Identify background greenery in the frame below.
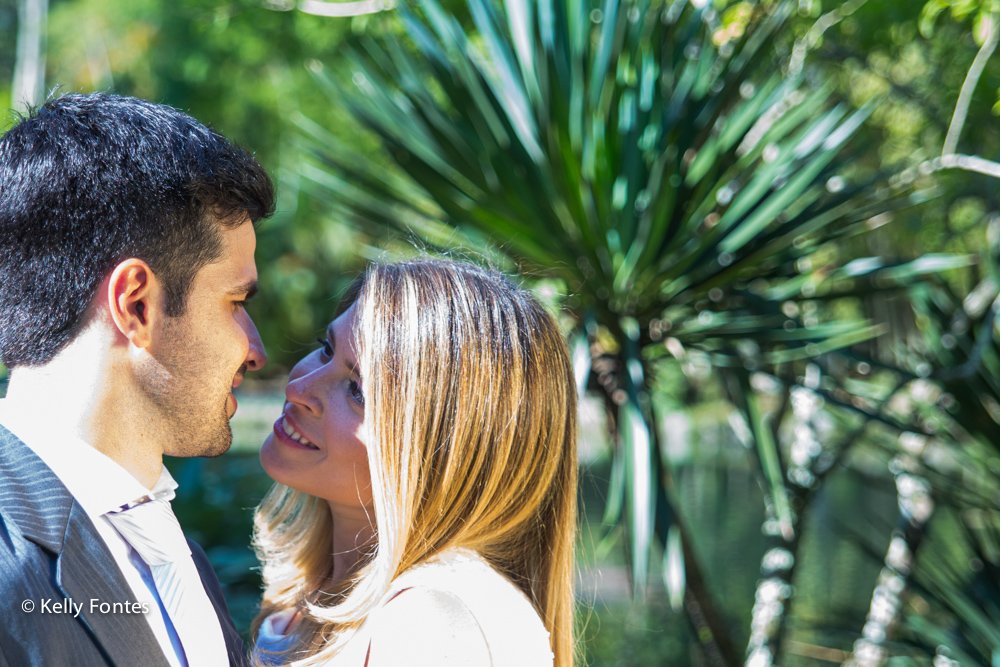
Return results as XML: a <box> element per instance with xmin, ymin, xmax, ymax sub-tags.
<box><xmin>3</xmin><ymin>1</ymin><xmax>1000</xmax><ymax>666</ymax></box>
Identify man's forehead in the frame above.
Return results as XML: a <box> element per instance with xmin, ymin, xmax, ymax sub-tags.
<box><xmin>227</xmin><ymin>216</ymin><xmax>257</xmax><ymax>252</ymax></box>
<box><xmin>198</xmin><ymin>220</ymin><xmax>258</xmax><ymax>289</ymax></box>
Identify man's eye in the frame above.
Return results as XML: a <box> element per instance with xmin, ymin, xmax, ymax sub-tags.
<box><xmin>316</xmin><ymin>337</ymin><xmax>333</xmax><ymax>358</ymax></box>
<box><xmin>234</xmin><ymin>300</ymin><xmax>246</xmax><ymax>309</ymax></box>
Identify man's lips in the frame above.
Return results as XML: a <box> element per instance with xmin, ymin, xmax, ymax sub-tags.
<box><xmin>232</xmin><ymin>365</ymin><xmax>248</xmax><ymax>391</ymax></box>
<box><xmin>229</xmin><ymin>369</ymin><xmax>247</xmax><ymax>415</ymax></box>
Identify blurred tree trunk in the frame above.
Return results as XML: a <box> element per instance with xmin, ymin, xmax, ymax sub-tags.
<box><xmin>743</xmin><ymin>384</ymin><xmax>818</xmax><ymax>667</ymax></box>
<box><xmin>843</xmin><ymin>446</ymin><xmax>934</xmax><ymax>667</ymax></box>
<box><xmin>601</xmin><ymin>345</ymin><xmax>741</xmax><ymax>667</ymax></box>
<box><xmin>12</xmin><ymin>0</ymin><xmax>48</xmax><ymax>110</ymax></box>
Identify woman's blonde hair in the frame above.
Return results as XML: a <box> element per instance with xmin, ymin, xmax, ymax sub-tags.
<box><xmin>253</xmin><ymin>259</ymin><xmax>578</xmax><ymax>667</ymax></box>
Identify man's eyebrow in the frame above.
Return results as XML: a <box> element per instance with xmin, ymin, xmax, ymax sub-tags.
<box><xmin>229</xmin><ymin>280</ymin><xmax>259</xmax><ymax>301</ymax></box>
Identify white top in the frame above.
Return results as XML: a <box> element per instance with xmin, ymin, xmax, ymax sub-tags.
<box><xmin>0</xmin><ymin>399</ymin><xmax>229</xmax><ymax>667</ymax></box>
<box><xmin>254</xmin><ymin>548</ymin><xmax>554</xmax><ymax>666</ymax></box>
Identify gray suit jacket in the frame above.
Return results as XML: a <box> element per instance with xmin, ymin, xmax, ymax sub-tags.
<box><xmin>0</xmin><ymin>424</ymin><xmax>248</xmax><ymax>667</ymax></box>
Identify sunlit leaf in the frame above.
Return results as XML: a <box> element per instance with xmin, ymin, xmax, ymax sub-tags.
<box><xmin>662</xmin><ymin>524</ymin><xmax>686</xmax><ymax>612</ymax></box>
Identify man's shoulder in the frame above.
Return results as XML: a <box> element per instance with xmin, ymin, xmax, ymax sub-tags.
<box><xmin>0</xmin><ymin>421</ymin><xmax>47</xmax><ymax>484</ymax></box>
<box><xmin>0</xmin><ymin>498</ymin><xmax>44</xmax><ymax>571</ymax></box>
<box><xmin>0</xmin><ymin>423</ymin><xmax>76</xmax><ymax>550</ymax></box>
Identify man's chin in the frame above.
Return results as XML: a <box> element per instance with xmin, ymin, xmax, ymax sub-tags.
<box><xmin>196</xmin><ymin>439</ymin><xmax>232</xmax><ymax>458</ymax></box>
<box><xmin>163</xmin><ymin>423</ymin><xmax>233</xmax><ymax>459</ymax></box>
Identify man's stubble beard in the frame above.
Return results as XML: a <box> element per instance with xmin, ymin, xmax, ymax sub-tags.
<box><xmin>138</xmin><ymin>315</ymin><xmax>234</xmax><ymax>458</ymax></box>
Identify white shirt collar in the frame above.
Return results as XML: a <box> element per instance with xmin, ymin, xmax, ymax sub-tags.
<box><xmin>0</xmin><ymin>398</ymin><xmax>177</xmax><ymax>519</ymax></box>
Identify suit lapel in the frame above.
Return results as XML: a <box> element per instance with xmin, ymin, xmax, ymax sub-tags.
<box><xmin>57</xmin><ymin>502</ymin><xmax>172</xmax><ymax>667</ymax></box>
<box><xmin>0</xmin><ymin>425</ymin><xmax>170</xmax><ymax>667</ymax></box>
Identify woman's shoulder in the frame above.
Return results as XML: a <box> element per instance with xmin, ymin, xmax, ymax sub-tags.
<box><xmin>366</xmin><ymin>585</ymin><xmax>491</xmax><ymax>666</ymax></box>
<box><xmin>368</xmin><ymin>548</ymin><xmax>553</xmax><ymax>667</ymax></box>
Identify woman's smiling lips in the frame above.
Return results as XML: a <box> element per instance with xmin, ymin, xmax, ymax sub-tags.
<box><xmin>273</xmin><ymin>413</ymin><xmax>320</xmax><ymax>451</ymax></box>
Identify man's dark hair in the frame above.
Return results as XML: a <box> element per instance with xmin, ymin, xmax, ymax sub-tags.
<box><xmin>0</xmin><ymin>93</ymin><xmax>275</xmax><ymax>368</ymax></box>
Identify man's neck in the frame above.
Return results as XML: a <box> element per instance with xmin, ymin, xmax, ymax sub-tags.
<box><xmin>3</xmin><ymin>328</ymin><xmax>164</xmax><ymax>489</ymax></box>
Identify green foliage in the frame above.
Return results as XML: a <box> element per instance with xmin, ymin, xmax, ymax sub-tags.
<box><xmin>820</xmin><ymin>0</ymin><xmax>1000</xmax><ymax>291</ymax></box>
<box><xmin>919</xmin><ymin>0</ymin><xmax>1000</xmax><ymax>41</ymax></box>
<box><xmin>306</xmin><ymin>0</ymin><xmax>909</xmax><ymax>340</ymax></box>
<box><xmin>0</xmin><ymin>0</ymin><xmax>15</xmax><ymax>117</ymax></box>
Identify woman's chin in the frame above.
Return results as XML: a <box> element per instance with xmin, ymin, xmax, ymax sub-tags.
<box><xmin>259</xmin><ymin>434</ymin><xmax>283</xmax><ymax>479</ymax></box>
<box><xmin>260</xmin><ymin>434</ymin><xmax>308</xmax><ymax>492</ymax></box>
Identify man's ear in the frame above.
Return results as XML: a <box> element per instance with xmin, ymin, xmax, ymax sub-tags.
<box><xmin>107</xmin><ymin>259</ymin><xmax>162</xmax><ymax>349</ymax></box>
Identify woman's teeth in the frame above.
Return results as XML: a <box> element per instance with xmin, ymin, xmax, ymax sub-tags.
<box><xmin>282</xmin><ymin>418</ymin><xmax>318</xmax><ymax>448</ymax></box>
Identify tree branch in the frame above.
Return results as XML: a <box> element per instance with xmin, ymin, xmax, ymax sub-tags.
<box><xmin>943</xmin><ymin>13</ymin><xmax>1000</xmax><ymax>156</ymax></box>
<box><xmin>788</xmin><ymin>0</ymin><xmax>869</xmax><ymax>77</ymax></box>
<box><xmin>937</xmin><ymin>153</ymin><xmax>1000</xmax><ymax>179</ymax></box>
<box><xmin>297</xmin><ymin>0</ymin><xmax>393</xmax><ymax>17</ymax></box>
<box><xmin>11</xmin><ymin>0</ymin><xmax>49</xmax><ymax>110</ymax></box>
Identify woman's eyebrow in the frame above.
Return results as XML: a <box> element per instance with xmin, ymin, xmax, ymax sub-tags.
<box><xmin>326</xmin><ymin>323</ymin><xmax>336</xmax><ymax>355</ymax></box>
<box><xmin>328</xmin><ymin>323</ymin><xmax>361</xmax><ymax>377</ymax></box>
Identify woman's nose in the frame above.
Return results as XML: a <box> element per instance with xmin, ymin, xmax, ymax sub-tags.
<box><xmin>285</xmin><ymin>354</ymin><xmax>327</xmax><ymax>415</ymax></box>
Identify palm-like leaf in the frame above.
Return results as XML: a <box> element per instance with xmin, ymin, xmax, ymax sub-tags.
<box><xmin>305</xmin><ymin>0</ymin><xmax>915</xmax><ymax>332</ymax></box>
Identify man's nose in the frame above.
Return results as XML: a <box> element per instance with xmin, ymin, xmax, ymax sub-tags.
<box><xmin>244</xmin><ymin>316</ymin><xmax>268</xmax><ymax>371</ymax></box>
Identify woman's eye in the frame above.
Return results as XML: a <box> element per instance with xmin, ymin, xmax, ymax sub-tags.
<box><xmin>316</xmin><ymin>337</ymin><xmax>333</xmax><ymax>358</ymax></box>
<box><xmin>349</xmin><ymin>379</ymin><xmax>365</xmax><ymax>407</ymax></box>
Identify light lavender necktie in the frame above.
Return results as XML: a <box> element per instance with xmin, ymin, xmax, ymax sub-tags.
<box><xmin>105</xmin><ymin>493</ymin><xmax>229</xmax><ymax>667</ymax></box>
